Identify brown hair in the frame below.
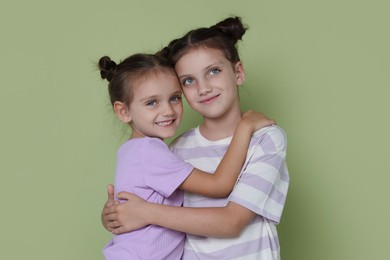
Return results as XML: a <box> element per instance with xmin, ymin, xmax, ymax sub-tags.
<box><xmin>158</xmin><ymin>16</ymin><xmax>248</xmax><ymax>66</ymax></box>
<box><xmin>98</xmin><ymin>54</ymin><xmax>175</xmax><ymax>107</ymax></box>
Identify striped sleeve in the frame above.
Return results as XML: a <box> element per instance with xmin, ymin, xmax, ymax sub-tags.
<box><xmin>229</xmin><ymin>126</ymin><xmax>290</xmax><ymax>223</ymax></box>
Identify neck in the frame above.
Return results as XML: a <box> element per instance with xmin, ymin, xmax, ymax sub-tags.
<box><xmin>199</xmin><ymin>107</ymin><xmax>242</xmax><ymax>141</ymax></box>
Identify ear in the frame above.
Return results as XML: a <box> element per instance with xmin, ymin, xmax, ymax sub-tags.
<box><xmin>113</xmin><ymin>101</ymin><xmax>132</xmax><ymax>123</ymax></box>
<box><xmin>235</xmin><ymin>61</ymin><xmax>246</xmax><ymax>86</ymax></box>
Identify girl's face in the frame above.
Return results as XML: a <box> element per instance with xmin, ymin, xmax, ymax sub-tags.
<box><xmin>126</xmin><ymin>71</ymin><xmax>183</xmax><ymax>140</ymax></box>
<box><xmin>174</xmin><ymin>47</ymin><xmax>245</xmax><ymax>120</ymax></box>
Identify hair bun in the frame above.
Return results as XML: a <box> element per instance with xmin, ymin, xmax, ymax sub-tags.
<box><xmin>98</xmin><ymin>56</ymin><xmax>117</xmax><ymax>82</ymax></box>
<box><xmin>155</xmin><ymin>47</ymin><xmax>170</xmax><ymax>60</ymax></box>
<box><xmin>211</xmin><ymin>16</ymin><xmax>248</xmax><ymax>44</ymax></box>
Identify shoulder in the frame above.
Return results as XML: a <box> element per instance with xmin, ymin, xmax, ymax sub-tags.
<box><xmin>252</xmin><ymin>125</ymin><xmax>287</xmax><ymax>152</ymax></box>
<box><xmin>120</xmin><ymin>137</ymin><xmax>170</xmax><ymax>157</ymax></box>
<box><xmin>142</xmin><ymin>137</ymin><xmax>170</xmax><ymax>152</ymax></box>
<box><xmin>169</xmin><ymin>128</ymin><xmax>198</xmax><ymax>149</ymax></box>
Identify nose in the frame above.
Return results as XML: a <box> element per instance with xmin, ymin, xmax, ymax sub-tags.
<box><xmin>162</xmin><ymin>103</ymin><xmax>176</xmax><ymax>117</ymax></box>
<box><xmin>198</xmin><ymin>80</ymin><xmax>212</xmax><ymax>95</ymax></box>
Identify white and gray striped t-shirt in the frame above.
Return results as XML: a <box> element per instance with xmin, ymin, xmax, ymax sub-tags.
<box><xmin>171</xmin><ymin>125</ymin><xmax>289</xmax><ymax>260</ymax></box>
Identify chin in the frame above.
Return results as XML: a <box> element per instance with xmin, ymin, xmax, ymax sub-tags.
<box><xmin>162</xmin><ymin>131</ymin><xmax>176</xmax><ymax>139</ymax></box>
<box><xmin>202</xmin><ymin>111</ymin><xmax>226</xmax><ymax>119</ymax></box>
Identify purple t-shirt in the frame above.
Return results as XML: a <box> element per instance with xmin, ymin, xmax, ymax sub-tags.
<box><xmin>103</xmin><ymin>137</ymin><xmax>194</xmax><ymax>260</ymax></box>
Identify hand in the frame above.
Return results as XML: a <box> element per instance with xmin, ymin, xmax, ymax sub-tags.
<box><xmin>240</xmin><ymin>110</ymin><xmax>276</xmax><ymax>133</ymax></box>
<box><xmin>101</xmin><ymin>184</ymin><xmax>118</xmax><ymax>232</ymax></box>
<box><xmin>105</xmin><ymin>192</ymin><xmax>149</xmax><ymax>235</ymax></box>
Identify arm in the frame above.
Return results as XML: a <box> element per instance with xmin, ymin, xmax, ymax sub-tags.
<box><xmin>104</xmin><ymin>126</ymin><xmax>288</xmax><ymax>235</ymax></box>
<box><xmin>99</xmin><ymin>118</ymin><xmax>257</xmax><ymax>232</ymax></box>
<box><xmin>107</xmin><ymin>192</ymin><xmax>256</xmax><ymax>237</ymax></box>
<box><xmin>179</xmin><ymin>111</ymin><xmax>275</xmax><ymax>198</ymax></box>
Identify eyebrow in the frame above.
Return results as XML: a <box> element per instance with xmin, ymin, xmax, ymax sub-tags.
<box><xmin>178</xmin><ymin>61</ymin><xmax>224</xmax><ymax>80</ymax></box>
<box><xmin>169</xmin><ymin>90</ymin><xmax>183</xmax><ymax>96</ymax></box>
<box><xmin>139</xmin><ymin>90</ymin><xmax>182</xmax><ymax>102</ymax></box>
<box><xmin>139</xmin><ymin>95</ymin><xmax>159</xmax><ymax>102</ymax></box>
<box><xmin>204</xmin><ymin>61</ymin><xmax>224</xmax><ymax>71</ymax></box>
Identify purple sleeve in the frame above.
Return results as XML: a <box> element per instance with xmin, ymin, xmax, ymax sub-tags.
<box><xmin>141</xmin><ymin>138</ymin><xmax>194</xmax><ymax>197</ymax></box>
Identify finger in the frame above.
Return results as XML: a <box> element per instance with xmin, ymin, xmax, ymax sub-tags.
<box><xmin>116</xmin><ymin>191</ymin><xmax>137</xmax><ymax>200</ymax></box>
<box><xmin>107</xmin><ymin>184</ymin><xmax>115</xmax><ymax>201</ymax></box>
<box><xmin>104</xmin><ymin>213</ymin><xmax>118</xmax><ymax>221</ymax></box>
<box><xmin>103</xmin><ymin>205</ymin><xmax>118</xmax><ymax>215</ymax></box>
<box><xmin>111</xmin><ymin>226</ymin><xmax>128</xmax><ymax>235</ymax></box>
<box><xmin>108</xmin><ymin>220</ymin><xmax>122</xmax><ymax>229</ymax></box>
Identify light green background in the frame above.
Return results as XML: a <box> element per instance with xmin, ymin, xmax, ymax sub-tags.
<box><xmin>1</xmin><ymin>0</ymin><xmax>389</xmax><ymax>259</ymax></box>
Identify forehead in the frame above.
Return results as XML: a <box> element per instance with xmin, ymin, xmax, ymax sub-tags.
<box><xmin>174</xmin><ymin>47</ymin><xmax>229</xmax><ymax>75</ymax></box>
<box><xmin>132</xmin><ymin>71</ymin><xmax>181</xmax><ymax>98</ymax></box>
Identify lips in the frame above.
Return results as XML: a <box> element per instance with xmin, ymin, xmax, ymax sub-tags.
<box><xmin>199</xmin><ymin>94</ymin><xmax>220</xmax><ymax>104</ymax></box>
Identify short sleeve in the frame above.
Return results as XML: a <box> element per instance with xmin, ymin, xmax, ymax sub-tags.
<box><xmin>229</xmin><ymin>126</ymin><xmax>290</xmax><ymax>223</ymax></box>
<box><xmin>140</xmin><ymin>138</ymin><xmax>194</xmax><ymax>197</ymax></box>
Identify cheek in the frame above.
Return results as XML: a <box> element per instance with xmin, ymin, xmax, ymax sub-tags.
<box><xmin>173</xmin><ymin>102</ymin><xmax>183</xmax><ymax>114</ymax></box>
<box><xmin>183</xmin><ymin>89</ymin><xmax>196</xmax><ymax>103</ymax></box>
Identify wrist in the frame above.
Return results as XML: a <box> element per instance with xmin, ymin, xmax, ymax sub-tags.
<box><xmin>142</xmin><ymin>202</ymin><xmax>157</xmax><ymax>225</ymax></box>
<box><xmin>237</xmin><ymin>120</ymin><xmax>254</xmax><ymax>134</ymax></box>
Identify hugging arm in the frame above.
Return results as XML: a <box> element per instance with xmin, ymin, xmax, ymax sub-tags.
<box><xmin>103</xmin><ymin>125</ymin><xmax>288</xmax><ymax>236</ymax></box>
<box><xmin>105</xmin><ymin>192</ymin><xmax>256</xmax><ymax>237</ymax></box>
<box><xmin>179</xmin><ymin>110</ymin><xmax>275</xmax><ymax>198</ymax></box>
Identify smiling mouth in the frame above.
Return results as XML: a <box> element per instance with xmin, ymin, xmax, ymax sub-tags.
<box><xmin>155</xmin><ymin>119</ymin><xmax>175</xmax><ymax>126</ymax></box>
<box><xmin>200</xmin><ymin>94</ymin><xmax>220</xmax><ymax>104</ymax></box>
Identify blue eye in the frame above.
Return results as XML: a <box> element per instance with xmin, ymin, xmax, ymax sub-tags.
<box><xmin>170</xmin><ymin>95</ymin><xmax>182</xmax><ymax>103</ymax></box>
<box><xmin>182</xmin><ymin>77</ymin><xmax>194</xmax><ymax>86</ymax></box>
<box><xmin>146</xmin><ymin>100</ymin><xmax>157</xmax><ymax>106</ymax></box>
<box><xmin>209</xmin><ymin>68</ymin><xmax>220</xmax><ymax>75</ymax></box>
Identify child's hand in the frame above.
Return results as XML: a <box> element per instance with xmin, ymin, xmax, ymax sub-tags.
<box><xmin>101</xmin><ymin>184</ymin><xmax>119</xmax><ymax>232</ymax></box>
<box><xmin>105</xmin><ymin>192</ymin><xmax>149</xmax><ymax>234</ymax></box>
<box><xmin>240</xmin><ymin>110</ymin><xmax>276</xmax><ymax>133</ymax></box>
